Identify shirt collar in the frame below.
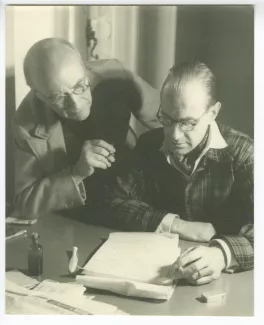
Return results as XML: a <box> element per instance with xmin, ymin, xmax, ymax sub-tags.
<box><xmin>208</xmin><ymin>121</ymin><xmax>228</xmax><ymax>149</ymax></box>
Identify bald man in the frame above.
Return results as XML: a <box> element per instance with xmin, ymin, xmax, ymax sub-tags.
<box><xmin>11</xmin><ymin>38</ymin><xmax>160</xmax><ymax>219</ymax></box>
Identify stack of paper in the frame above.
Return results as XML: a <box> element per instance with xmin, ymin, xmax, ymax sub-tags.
<box><xmin>31</xmin><ymin>279</ymin><xmax>87</xmax><ymax>297</ymax></box>
<box><xmin>76</xmin><ymin>232</ymin><xmax>180</xmax><ymax>300</ymax></box>
<box><xmin>6</xmin><ymin>270</ymin><xmax>40</xmax><ymax>289</ymax></box>
<box><xmin>5</xmin><ymin>272</ymin><xmax>128</xmax><ymax>315</ymax></box>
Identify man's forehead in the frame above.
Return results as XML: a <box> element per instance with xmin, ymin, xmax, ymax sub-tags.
<box><xmin>161</xmin><ymin>78</ymin><xmax>209</xmax><ymax>115</ymax></box>
<box><xmin>54</xmin><ymin>59</ymin><xmax>85</xmax><ymax>82</ymax></box>
<box><xmin>35</xmin><ymin>53</ymin><xmax>86</xmax><ymax>95</ymax></box>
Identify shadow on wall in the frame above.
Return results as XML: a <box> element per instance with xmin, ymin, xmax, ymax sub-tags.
<box><xmin>137</xmin><ymin>6</ymin><xmax>161</xmax><ymax>88</ymax></box>
<box><xmin>6</xmin><ymin>67</ymin><xmax>16</xmax><ymax>213</ymax></box>
<box><xmin>175</xmin><ymin>6</ymin><xmax>209</xmax><ymax>64</ymax></box>
<box><xmin>175</xmin><ymin>5</ymin><xmax>254</xmax><ymax>137</ymax></box>
<box><xmin>136</xmin><ymin>5</ymin><xmax>177</xmax><ymax>90</ymax></box>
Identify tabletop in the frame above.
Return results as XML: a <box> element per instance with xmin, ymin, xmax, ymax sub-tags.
<box><xmin>5</xmin><ymin>212</ymin><xmax>254</xmax><ymax>316</ymax></box>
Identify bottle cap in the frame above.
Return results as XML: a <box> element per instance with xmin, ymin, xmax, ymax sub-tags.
<box><xmin>31</xmin><ymin>232</ymin><xmax>40</xmax><ymax>242</ymax></box>
<box><xmin>31</xmin><ymin>232</ymin><xmax>39</xmax><ymax>238</ymax></box>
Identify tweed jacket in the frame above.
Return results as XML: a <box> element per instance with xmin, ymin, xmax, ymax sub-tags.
<box><xmin>106</xmin><ymin>124</ymin><xmax>254</xmax><ymax>270</ymax></box>
<box><xmin>12</xmin><ymin>59</ymin><xmax>161</xmax><ymax>218</ymax></box>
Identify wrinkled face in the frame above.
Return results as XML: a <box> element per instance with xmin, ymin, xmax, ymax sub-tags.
<box><xmin>161</xmin><ymin>78</ymin><xmax>217</xmax><ymax>155</ymax></box>
<box><xmin>35</xmin><ymin>53</ymin><xmax>92</xmax><ymax>121</ymax></box>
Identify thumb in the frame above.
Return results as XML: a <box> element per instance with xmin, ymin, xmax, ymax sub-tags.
<box><xmin>87</xmin><ymin>166</ymin><xmax>95</xmax><ymax>175</ymax></box>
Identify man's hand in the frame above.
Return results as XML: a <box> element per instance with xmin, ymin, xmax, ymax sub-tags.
<box><xmin>171</xmin><ymin>218</ymin><xmax>216</xmax><ymax>242</ymax></box>
<box><xmin>72</xmin><ymin>140</ymin><xmax>115</xmax><ymax>179</ymax></box>
<box><xmin>171</xmin><ymin>246</ymin><xmax>226</xmax><ymax>285</ymax></box>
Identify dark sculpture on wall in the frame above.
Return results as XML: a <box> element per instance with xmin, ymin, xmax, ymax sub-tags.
<box><xmin>86</xmin><ymin>19</ymin><xmax>99</xmax><ymax>60</ymax></box>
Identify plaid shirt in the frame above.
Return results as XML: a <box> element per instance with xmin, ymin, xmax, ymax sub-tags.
<box><xmin>107</xmin><ymin>123</ymin><xmax>254</xmax><ymax>271</ymax></box>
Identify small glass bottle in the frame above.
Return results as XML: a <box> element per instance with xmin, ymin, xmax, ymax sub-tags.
<box><xmin>28</xmin><ymin>232</ymin><xmax>43</xmax><ymax>276</ymax></box>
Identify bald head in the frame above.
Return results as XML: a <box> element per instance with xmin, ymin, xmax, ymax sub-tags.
<box><xmin>24</xmin><ymin>38</ymin><xmax>83</xmax><ymax>94</ymax></box>
<box><xmin>23</xmin><ymin>38</ymin><xmax>92</xmax><ymax>121</ymax></box>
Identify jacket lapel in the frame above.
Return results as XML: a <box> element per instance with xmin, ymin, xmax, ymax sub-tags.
<box><xmin>28</xmin><ymin>98</ymin><xmax>69</xmax><ymax>172</ymax></box>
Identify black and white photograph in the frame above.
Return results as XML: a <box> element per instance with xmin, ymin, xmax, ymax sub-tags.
<box><xmin>3</xmin><ymin>3</ymin><xmax>257</xmax><ymax>319</ymax></box>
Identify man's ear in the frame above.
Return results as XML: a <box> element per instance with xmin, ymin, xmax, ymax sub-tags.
<box><xmin>210</xmin><ymin>102</ymin><xmax>221</xmax><ymax>121</ymax></box>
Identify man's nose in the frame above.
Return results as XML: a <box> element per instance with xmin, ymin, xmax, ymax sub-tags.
<box><xmin>66</xmin><ymin>93</ymin><xmax>80</xmax><ymax>109</ymax></box>
<box><xmin>172</xmin><ymin>123</ymin><xmax>183</xmax><ymax>141</ymax></box>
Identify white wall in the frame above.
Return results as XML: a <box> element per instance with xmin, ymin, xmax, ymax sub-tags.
<box><xmin>7</xmin><ymin>6</ymin><xmax>87</xmax><ymax>108</ymax></box>
<box><xmin>13</xmin><ymin>6</ymin><xmax>57</xmax><ymax>107</ymax></box>
<box><xmin>6</xmin><ymin>7</ymin><xmax>14</xmax><ymax>72</ymax></box>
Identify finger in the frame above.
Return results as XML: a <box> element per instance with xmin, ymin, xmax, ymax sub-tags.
<box><xmin>181</xmin><ymin>259</ymin><xmax>208</xmax><ymax>279</ymax></box>
<box><xmin>107</xmin><ymin>154</ymin><xmax>115</xmax><ymax>163</ymax></box>
<box><xmin>89</xmin><ymin>154</ymin><xmax>111</xmax><ymax>168</ymax></box>
<box><xmin>178</xmin><ymin>247</ymin><xmax>202</xmax><ymax>268</ymax></box>
<box><xmin>195</xmin><ymin>275</ymin><xmax>213</xmax><ymax>285</ymax></box>
<box><xmin>89</xmin><ymin>140</ymin><xmax>115</xmax><ymax>153</ymax></box>
<box><xmin>175</xmin><ymin>247</ymin><xmax>196</xmax><ymax>267</ymax></box>
<box><xmin>180</xmin><ymin>247</ymin><xmax>196</xmax><ymax>260</ymax></box>
<box><xmin>191</xmin><ymin>266</ymin><xmax>213</xmax><ymax>280</ymax></box>
<box><xmin>91</xmin><ymin>146</ymin><xmax>112</xmax><ymax>157</ymax></box>
<box><xmin>89</xmin><ymin>158</ymin><xmax>108</xmax><ymax>170</ymax></box>
<box><xmin>169</xmin><ymin>248</ymin><xmax>195</xmax><ymax>276</ymax></box>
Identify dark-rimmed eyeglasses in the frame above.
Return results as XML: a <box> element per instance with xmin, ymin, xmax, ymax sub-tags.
<box><xmin>38</xmin><ymin>76</ymin><xmax>91</xmax><ymax>107</ymax></box>
<box><xmin>157</xmin><ymin>105</ymin><xmax>211</xmax><ymax>132</ymax></box>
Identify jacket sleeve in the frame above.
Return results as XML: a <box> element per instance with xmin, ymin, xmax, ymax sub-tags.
<box><xmin>211</xmin><ymin>143</ymin><xmax>254</xmax><ymax>271</ymax></box>
<box><xmin>11</xmin><ymin>124</ymin><xmax>86</xmax><ymax>219</ymax></box>
<box><xmin>107</xmin><ymin>168</ymin><xmax>168</xmax><ymax>231</ymax></box>
<box><xmin>106</xmin><ymin>137</ymin><xmax>168</xmax><ymax>231</ymax></box>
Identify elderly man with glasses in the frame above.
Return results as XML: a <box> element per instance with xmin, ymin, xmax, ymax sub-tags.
<box><xmin>106</xmin><ymin>61</ymin><xmax>254</xmax><ymax>285</ymax></box>
<box><xmin>11</xmin><ymin>38</ymin><xmax>160</xmax><ymax>219</ymax></box>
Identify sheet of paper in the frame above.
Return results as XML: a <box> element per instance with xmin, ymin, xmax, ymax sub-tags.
<box><xmin>82</xmin><ymin>232</ymin><xmax>180</xmax><ymax>285</ymax></box>
<box><xmin>6</xmin><ymin>278</ymin><xmax>128</xmax><ymax>315</ymax></box>
<box><xmin>6</xmin><ymin>278</ymin><xmax>34</xmax><ymax>296</ymax></box>
<box><xmin>6</xmin><ymin>270</ymin><xmax>40</xmax><ymax>289</ymax></box>
<box><xmin>32</xmin><ymin>279</ymin><xmax>87</xmax><ymax>297</ymax></box>
<box><xmin>76</xmin><ymin>275</ymin><xmax>176</xmax><ymax>300</ymax></box>
<box><xmin>6</xmin><ymin>293</ymin><xmax>81</xmax><ymax>315</ymax></box>
<box><xmin>52</xmin><ymin>294</ymin><xmax>128</xmax><ymax>315</ymax></box>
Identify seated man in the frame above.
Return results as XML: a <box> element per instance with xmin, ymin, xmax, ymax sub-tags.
<box><xmin>106</xmin><ymin>61</ymin><xmax>254</xmax><ymax>285</ymax></box>
<box><xmin>11</xmin><ymin>37</ymin><xmax>160</xmax><ymax>218</ymax></box>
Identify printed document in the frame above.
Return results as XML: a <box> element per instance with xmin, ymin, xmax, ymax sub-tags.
<box><xmin>6</xmin><ymin>276</ymin><xmax>128</xmax><ymax>315</ymax></box>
